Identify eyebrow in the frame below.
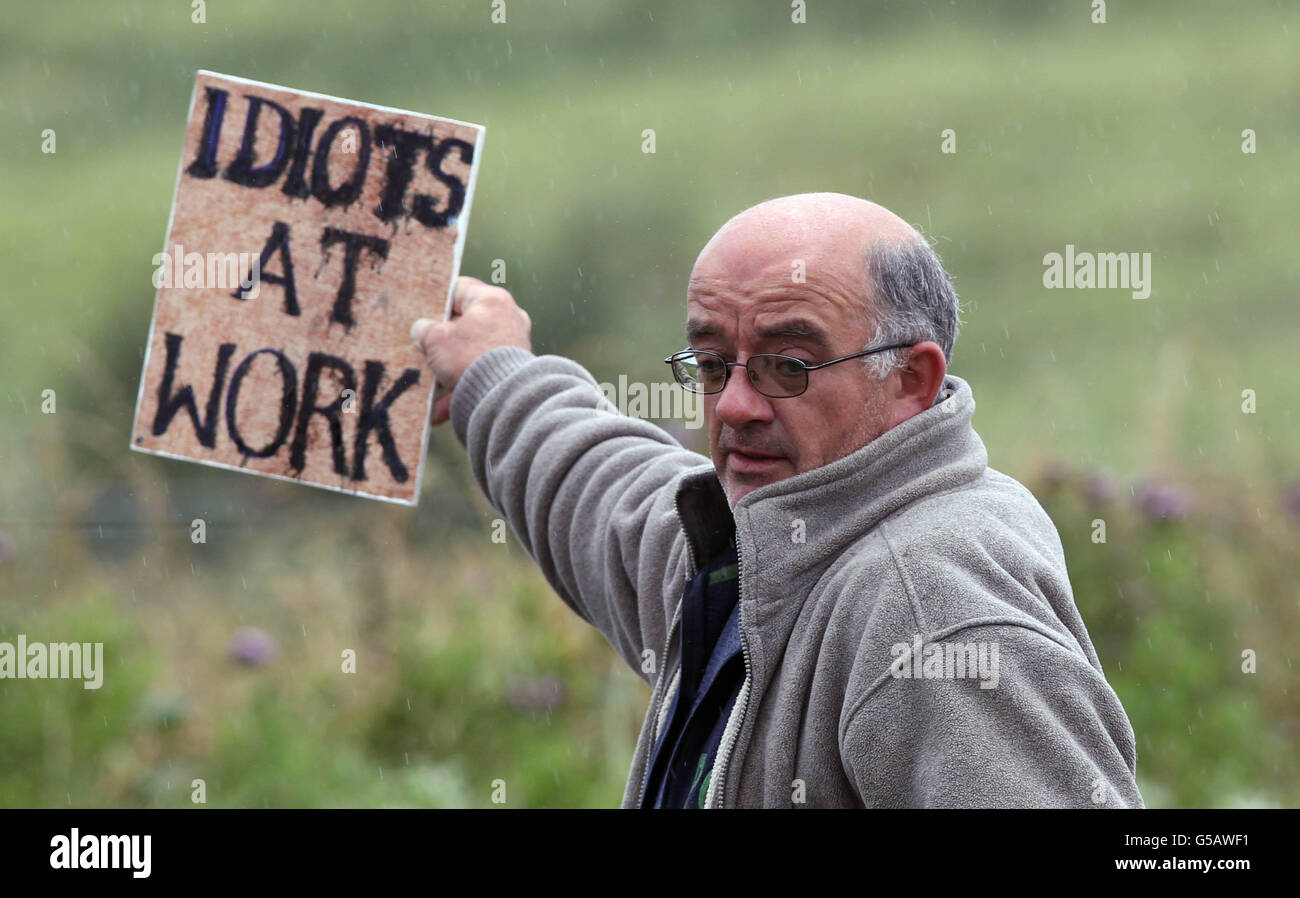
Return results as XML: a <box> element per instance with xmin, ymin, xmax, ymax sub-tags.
<box><xmin>686</xmin><ymin>320</ymin><xmax>724</xmax><ymax>343</ymax></box>
<box><xmin>686</xmin><ymin>318</ymin><xmax>833</xmax><ymax>349</ymax></box>
<box><xmin>755</xmin><ymin>319</ymin><xmax>832</xmax><ymax>348</ymax></box>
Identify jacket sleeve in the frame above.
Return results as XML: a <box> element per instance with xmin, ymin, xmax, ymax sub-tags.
<box><xmin>839</xmin><ymin>621</ymin><xmax>1144</xmax><ymax>808</ymax></box>
<box><xmin>448</xmin><ymin>346</ymin><xmax>712</xmax><ymax>685</ymax></box>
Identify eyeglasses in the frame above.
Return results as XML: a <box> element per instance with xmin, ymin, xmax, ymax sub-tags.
<box><xmin>663</xmin><ymin>343</ymin><xmax>915</xmax><ymax>399</ymax></box>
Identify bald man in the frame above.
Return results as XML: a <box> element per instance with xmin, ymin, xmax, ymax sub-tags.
<box><xmin>411</xmin><ymin>193</ymin><xmax>1144</xmax><ymax>809</ymax></box>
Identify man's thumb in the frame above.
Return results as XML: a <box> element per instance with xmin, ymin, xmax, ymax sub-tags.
<box><xmin>410</xmin><ymin>317</ymin><xmax>434</xmax><ymax>345</ymax></box>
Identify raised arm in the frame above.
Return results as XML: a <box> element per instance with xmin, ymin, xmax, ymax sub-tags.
<box><xmin>414</xmin><ymin>278</ymin><xmax>711</xmax><ymax>683</ymax></box>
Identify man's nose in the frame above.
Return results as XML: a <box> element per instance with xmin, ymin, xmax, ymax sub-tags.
<box><xmin>714</xmin><ymin>362</ymin><xmax>775</xmax><ymax>428</ymax></box>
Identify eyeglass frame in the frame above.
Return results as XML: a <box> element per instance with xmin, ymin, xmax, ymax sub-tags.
<box><xmin>663</xmin><ymin>342</ymin><xmax>917</xmax><ymax>399</ymax></box>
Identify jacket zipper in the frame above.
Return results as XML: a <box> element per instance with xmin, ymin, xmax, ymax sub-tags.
<box><xmin>704</xmin><ymin>540</ymin><xmax>752</xmax><ymax>809</ymax></box>
<box><xmin>637</xmin><ymin>604</ymin><xmax>681</xmax><ymax>807</ymax></box>
<box><xmin>641</xmin><ymin>493</ymin><xmax>754</xmax><ymax>808</ymax></box>
<box><xmin>636</xmin><ymin>492</ymin><xmax>698</xmax><ymax>807</ymax></box>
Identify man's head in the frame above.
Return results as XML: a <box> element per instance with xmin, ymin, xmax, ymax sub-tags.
<box><xmin>685</xmin><ymin>192</ymin><xmax>961</xmax><ymax>506</ymax></box>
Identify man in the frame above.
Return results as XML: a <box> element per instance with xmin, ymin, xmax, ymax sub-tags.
<box><xmin>411</xmin><ymin>192</ymin><xmax>1144</xmax><ymax>808</ymax></box>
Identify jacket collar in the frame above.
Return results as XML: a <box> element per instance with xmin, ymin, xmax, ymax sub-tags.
<box><xmin>672</xmin><ymin>373</ymin><xmax>988</xmax><ymax>807</ymax></box>
<box><xmin>675</xmin><ymin>373</ymin><xmax>988</xmax><ymax>625</ymax></box>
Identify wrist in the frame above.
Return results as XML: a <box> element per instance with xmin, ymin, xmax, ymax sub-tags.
<box><xmin>449</xmin><ymin>345</ymin><xmax>538</xmax><ymax>445</ymax></box>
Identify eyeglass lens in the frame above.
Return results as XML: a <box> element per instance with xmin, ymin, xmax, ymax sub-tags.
<box><xmin>674</xmin><ymin>352</ymin><xmax>807</xmax><ymax>397</ymax></box>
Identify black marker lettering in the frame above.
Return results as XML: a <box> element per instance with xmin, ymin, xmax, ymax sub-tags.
<box><xmin>352</xmin><ymin>361</ymin><xmax>420</xmax><ymax>482</ymax></box>
<box><xmin>225</xmin><ymin>349</ymin><xmax>298</xmax><ymax>458</ymax></box>
<box><xmin>289</xmin><ymin>352</ymin><xmax>357</xmax><ymax>475</ymax></box>
<box><xmin>241</xmin><ymin>221</ymin><xmax>299</xmax><ymax>313</ymax></box>
<box><xmin>152</xmin><ymin>332</ymin><xmax>235</xmax><ymax>448</ymax></box>
<box><xmin>372</xmin><ymin>124</ymin><xmax>435</xmax><ymax>222</ymax></box>
<box><xmin>223</xmin><ymin>95</ymin><xmax>296</xmax><ymax>189</ymax></box>
<box><xmin>280</xmin><ymin>106</ymin><xmax>325</xmax><ymax>199</ymax></box>
<box><xmin>320</xmin><ymin>227</ymin><xmax>390</xmax><ymax>327</ymax></box>
<box><xmin>186</xmin><ymin>86</ymin><xmax>229</xmax><ymax>179</ymax></box>
<box><xmin>311</xmin><ymin>117</ymin><xmax>371</xmax><ymax>208</ymax></box>
<box><xmin>412</xmin><ymin>137</ymin><xmax>473</xmax><ymax>228</ymax></box>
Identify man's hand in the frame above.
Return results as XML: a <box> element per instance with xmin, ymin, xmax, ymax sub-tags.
<box><xmin>411</xmin><ymin>275</ymin><xmax>532</xmax><ymax>426</ymax></box>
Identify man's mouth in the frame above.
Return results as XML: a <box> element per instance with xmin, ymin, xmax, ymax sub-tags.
<box><xmin>726</xmin><ymin>448</ymin><xmax>786</xmax><ymax>476</ymax></box>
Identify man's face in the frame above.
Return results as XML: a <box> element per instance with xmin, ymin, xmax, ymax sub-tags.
<box><xmin>686</xmin><ymin>230</ymin><xmax>890</xmax><ymax>506</ymax></box>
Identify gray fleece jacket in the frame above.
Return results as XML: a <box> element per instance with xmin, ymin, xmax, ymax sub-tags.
<box><xmin>449</xmin><ymin>346</ymin><xmax>1144</xmax><ymax>809</ymax></box>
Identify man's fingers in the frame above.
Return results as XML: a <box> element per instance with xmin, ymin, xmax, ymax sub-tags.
<box><xmin>450</xmin><ymin>275</ymin><xmax>487</xmax><ymax>317</ymax></box>
<box><xmin>450</xmin><ymin>275</ymin><xmax>521</xmax><ymax>322</ymax></box>
<box><xmin>413</xmin><ymin>276</ymin><xmax>527</xmax><ymax>425</ymax></box>
<box><xmin>430</xmin><ymin>388</ymin><xmax>453</xmax><ymax>427</ymax></box>
<box><xmin>412</xmin><ymin>318</ymin><xmax>451</xmax><ymax>355</ymax></box>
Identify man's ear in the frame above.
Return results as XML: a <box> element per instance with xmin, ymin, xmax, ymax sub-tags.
<box><xmin>891</xmin><ymin>341</ymin><xmax>947</xmax><ymax>423</ymax></box>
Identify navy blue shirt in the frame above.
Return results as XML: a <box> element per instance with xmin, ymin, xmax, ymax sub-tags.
<box><xmin>644</xmin><ymin>540</ymin><xmax>745</xmax><ymax>808</ymax></box>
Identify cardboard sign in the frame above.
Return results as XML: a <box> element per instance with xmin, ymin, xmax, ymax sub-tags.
<box><xmin>130</xmin><ymin>71</ymin><xmax>484</xmax><ymax>505</ymax></box>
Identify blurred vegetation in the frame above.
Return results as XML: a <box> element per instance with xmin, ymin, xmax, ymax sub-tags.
<box><xmin>1041</xmin><ymin>466</ymin><xmax>1300</xmax><ymax>807</ymax></box>
<box><xmin>1</xmin><ymin>0</ymin><xmax>1297</xmax><ymax>806</ymax></box>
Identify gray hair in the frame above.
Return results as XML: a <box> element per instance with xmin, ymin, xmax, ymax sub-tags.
<box><xmin>860</xmin><ymin>235</ymin><xmax>962</xmax><ymax>379</ymax></box>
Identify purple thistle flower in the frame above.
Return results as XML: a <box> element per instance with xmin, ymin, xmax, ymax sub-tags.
<box><xmin>228</xmin><ymin>627</ymin><xmax>278</xmax><ymax>667</ymax></box>
<box><xmin>1038</xmin><ymin>460</ymin><xmax>1069</xmax><ymax>490</ymax></box>
<box><xmin>1136</xmin><ymin>481</ymin><xmax>1191</xmax><ymax>522</ymax></box>
<box><xmin>1082</xmin><ymin>470</ymin><xmax>1118</xmax><ymax>506</ymax></box>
